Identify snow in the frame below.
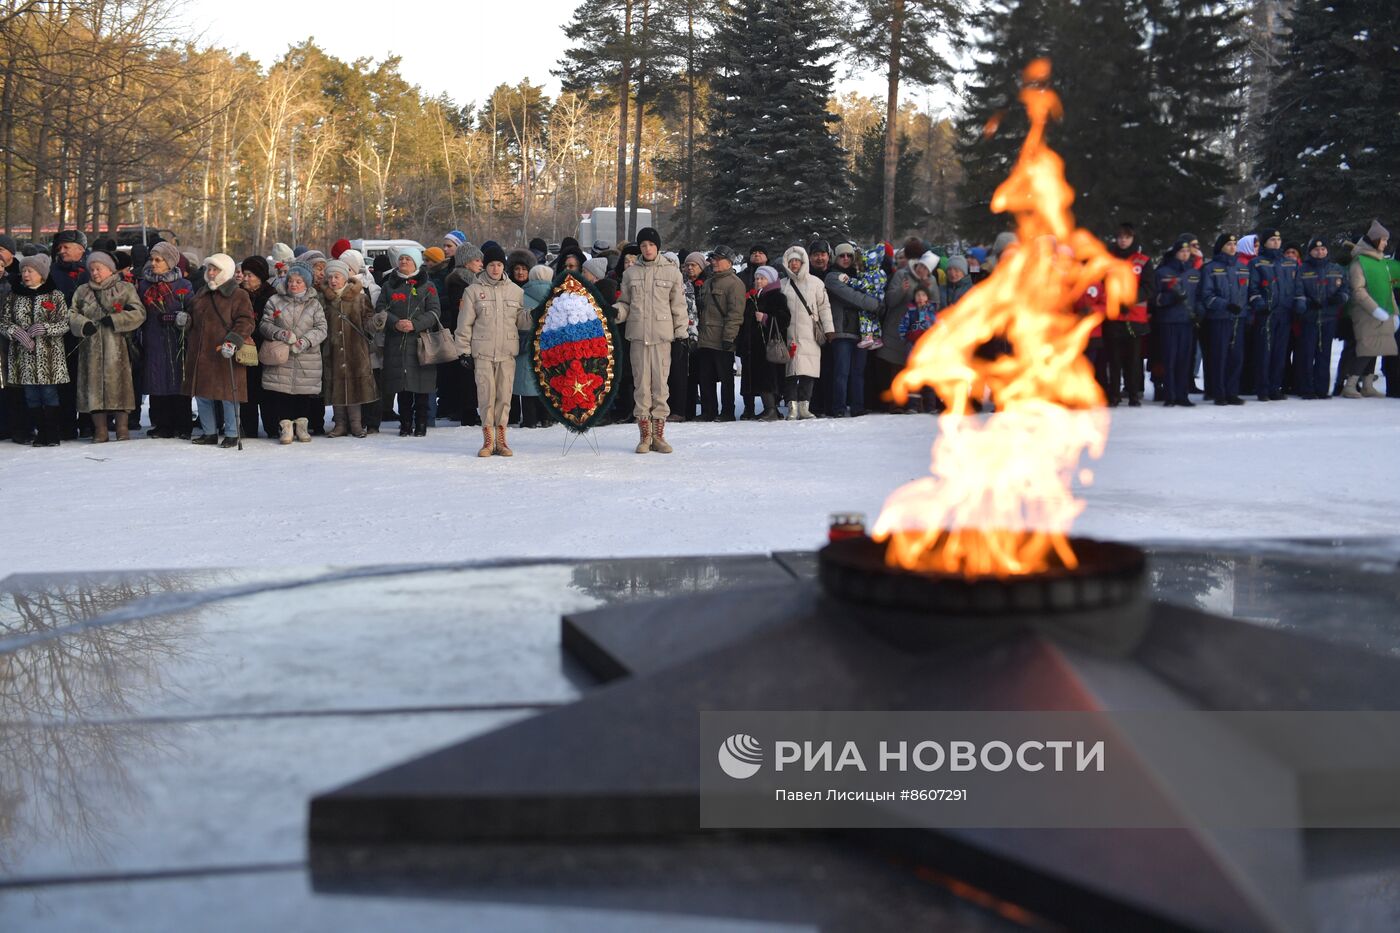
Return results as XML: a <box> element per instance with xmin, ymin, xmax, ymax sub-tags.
<box><xmin>4</xmin><ymin>399</ymin><xmax>1399</xmax><ymax>574</ymax></box>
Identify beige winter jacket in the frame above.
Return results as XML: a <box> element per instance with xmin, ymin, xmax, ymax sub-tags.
<box><xmin>457</xmin><ymin>273</ymin><xmax>529</xmax><ymax>362</ymax></box>
<box><xmin>1347</xmin><ymin>242</ymin><xmax>1398</xmax><ymax>358</ymax></box>
<box><xmin>259</xmin><ymin>291</ymin><xmax>328</xmax><ymax>395</ymax></box>
<box><xmin>614</xmin><ymin>254</ymin><xmax>687</xmax><ymax>345</ymax></box>
<box><xmin>780</xmin><ymin>246</ymin><xmax>834</xmax><ymax>379</ymax></box>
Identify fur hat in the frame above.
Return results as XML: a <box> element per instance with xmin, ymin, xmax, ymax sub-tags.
<box><xmin>636</xmin><ymin>226</ymin><xmax>661</xmax><ymax>249</ymax></box>
<box><xmin>339</xmin><ymin>249</ymin><xmax>366</xmax><ymax>274</ymax></box>
<box><xmin>151</xmin><ymin>242</ymin><xmax>182</xmax><ymax>270</ymax></box>
<box><xmin>529</xmin><ymin>264</ymin><xmax>554</xmax><ymax>283</ymax></box>
<box><xmin>684</xmin><ymin>251</ymin><xmax>706</xmax><ymax>270</ymax></box>
<box><xmin>507</xmin><ymin>248</ymin><xmax>537</xmax><ymax>275</ymax></box>
<box><xmin>19</xmin><ymin>253</ymin><xmax>50</xmax><ymax>280</ymax></box>
<box><xmin>204</xmin><ymin>253</ymin><xmax>237</xmax><ymax>290</ymax></box>
<box><xmin>1366</xmin><ymin>219</ymin><xmax>1390</xmax><ymax>245</ymax></box>
<box><xmin>323</xmin><ymin>259</ymin><xmax>351</xmax><ymax>282</ymax></box>
<box><xmin>284</xmin><ymin>262</ymin><xmax>314</xmax><ymax>290</ymax></box>
<box><xmin>445</xmin><ymin>230</ymin><xmax>468</xmax><ymax>249</ymax></box>
<box><xmin>582</xmin><ymin>257</ymin><xmax>609</xmax><ymax>280</ymax></box>
<box><xmin>271</xmin><ymin>243</ymin><xmax>295</xmax><ymax>264</ymax></box>
<box><xmin>86</xmin><ymin>251</ymin><xmax>117</xmax><ymax>273</ymax></box>
<box><xmin>459</xmin><ymin>243</ymin><xmax>483</xmax><ymax>264</ymax></box>
<box><xmin>53</xmin><ymin>229</ymin><xmax>87</xmax><ymax>249</ymax></box>
<box><xmin>242</xmin><ymin>255</ymin><xmax>270</xmax><ymax>282</ymax></box>
<box><xmin>331</xmin><ymin>238</ymin><xmax>352</xmax><ymax>259</ymax></box>
<box><xmin>482</xmin><ymin>242</ymin><xmax>507</xmax><ymax>266</ymax></box>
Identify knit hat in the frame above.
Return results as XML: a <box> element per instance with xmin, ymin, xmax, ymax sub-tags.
<box><xmin>323</xmin><ymin>259</ymin><xmax>351</xmax><ymax>282</ymax></box>
<box><xmin>86</xmin><ymin>251</ymin><xmax>117</xmax><ymax>273</ymax></box>
<box><xmin>299</xmin><ymin>249</ymin><xmax>327</xmax><ymax>265</ymax></box>
<box><xmin>528</xmin><ymin>236</ymin><xmax>548</xmax><ymax>257</ymax></box>
<box><xmin>54</xmin><ymin>229</ymin><xmax>87</xmax><ymax>249</ymax></box>
<box><xmin>482</xmin><ymin>242</ymin><xmax>507</xmax><ymax>266</ymax></box>
<box><xmin>445</xmin><ymin>230</ymin><xmax>468</xmax><ymax>249</ymax></box>
<box><xmin>636</xmin><ymin>227</ymin><xmax>661</xmax><ymax>250</ymax></box>
<box><xmin>204</xmin><ymin>253</ymin><xmax>237</xmax><ymax>290</ymax></box>
<box><xmin>560</xmin><ymin>236</ymin><xmax>580</xmax><ymax>252</ymax></box>
<box><xmin>293</xmin><ymin>245</ymin><xmax>308</xmax><ymax>257</ymax></box>
<box><xmin>423</xmin><ymin>246</ymin><xmax>446</xmax><ymax>265</ymax></box>
<box><xmin>390</xmin><ymin>245</ymin><xmax>422</xmax><ymax>274</ymax></box>
<box><xmin>285</xmin><ymin>262</ymin><xmax>314</xmax><ymax>290</ymax></box>
<box><xmin>19</xmin><ymin>253</ymin><xmax>50</xmax><ymax>280</ymax></box>
<box><xmin>338</xmin><ymin>249</ymin><xmax>366</xmax><ymax>274</ymax></box>
<box><xmin>1213</xmin><ymin>233</ymin><xmax>1237</xmax><ymax>255</ymax></box>
<box><xmin>529</xmin><ymin>264</ymin><xmax>554</xmax><ymax>283</ymax></box>
<box><xmin>808</xmin><ymin>239</ymin><xmax>832</xmax><ymax>257</ymax></box>
<box><xmin>684</xmin><ymin>251</ymin><xmax>706</xmax><ymax>270</ymax></box>
<box><xmin>1257</xmin><ymin>227</ymin><xmax>1282</xmax><ymax>243</ymax></box>
<box><xmin>582</xmin><ymin>257</ymin><xmax>609</xmax><ymax>280</ymax></box>
<box><xmin>0</xmin><ymin>234</ymin><xmax>16</xmax><ymax>255</ymax></box>
<box><xmin>270</xmin><ymin>243</ymin><xmax>295</xmax><ymax>264</ymax></box>
<box><xmin>967</xmin><ymin>247</ymin><xmax>988</xmax><ymax>263</ymax></box>
<box><xmin>912</xmin><ymin>251</ymin><xmax>940</xmax><ymax>274</ymax></box>
<box><xmin>150</xmin><ymin>241</ymin><xmax>182</xmax><ymax>270</ymax></box>
<box><xmin>242</xmin><ymin>255</ymin><xmax>270</xmax><ymax>282</ymax></box>
<box><xmin>458</xmin><ymin>243</ymin><xmax>482</xmax><ymax>264</ymax></box>
<box><xmin>331</xmin><ymin>238</ymin><xmax>352</xmax><ymax>259</ymax></box>
<box><xmin>833</xmin><ymin>242</ymin><xmax>857</xmax><ymax>258</ymax></box>
<box><xmin>1366</xmin><ymin>219</ymin><xmax>1390</xmax><ymax>245</ymax></box>
<box><xmin>948</xmin><ymin>255</ymin><xmax>969</xmax><ymax>275</ymax></box>
<box><xmin>1170</xmin><ymin>234</ymin><xmax>1194</xmax><ymax>254</ymax></box>
<box><xmin>753</xmin><ymin>265</ymin><xmax>780</xmax><ymax>288</ymax></box>
<box><xmin>749</xmin><ymin>243</ymin><xmax>772</xmax><ymax>261</ymax></box>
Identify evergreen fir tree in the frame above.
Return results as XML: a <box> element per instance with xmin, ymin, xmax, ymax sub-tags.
<box><xmin>1256</xmin><ymin>0</ymin><xmax>1400</xmax><ymax>241</ymax></box>
<box><xmin>959</xmin><ymin>0</ymin><xmax>1242</xmax><ymax>247</ymax></box>
<box><xmin>850</xmin><ymin>119</ymin><xmax>927</xmax><ymax>241</ymax></box>
<box><xmin>700</xmin><ymin>0</ymin><xmax>850</xmax><ymax>247</ymax></box>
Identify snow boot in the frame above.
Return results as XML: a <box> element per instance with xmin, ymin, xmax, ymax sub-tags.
<box><xmin>478</xmin><ymin>426</ymin><xmax>494</xmax><ymax>458</ymax></box>
<box><xmin>1362</xmin><ymin>374</ymin><xmax>1385</xmax><ymax>398</ymax></box>
<box><xmin>294</xmin><ymin>417</ymin><xmax>312</xmax><ymax>442</ymax></box>
<box><xmin>758</xmin><ymin>393</ymin><xmax>780</xmax><ymax>421</ymax></box>
<box><xmin>495</xmin><ymin>425</ymin><xmax>513</xmax><ymax>457</ymax></box>
<box><xmin>797</xmin><ymin>401</ymin><xmax>815</xmax><ymax>420</ymax></box>
<box><xmin>114</xmin><ymin>411</ymin><xmax>129</xmax><ymax>441</ymax></box>
<box><xmin>635</xmin><ymin>419</ymin><xmax>652</xmax><ymax>454</ymax></box>
<box><xmin>651</xmin><ymin>418</ymin><xmax>673</xmax><ymax>454</ymax></box>
<box><xmin>327</xmin><ymin>406</ymin><xmax>350</xmax><ymax>438</ymax></box>
<box><xmin>279</xmin><ymin>419</ymin><xmax>295</xmax><ymax>444</ymax></box>
<box><xmin>90</xmin><ymin>413</ymin><xmax>109</xmax><ymax>443</ymax></box>
<box><xmin>1341</xmin><ymin>376</ymin><xmax>1362</xmax><ymax>399</ymax></box>
<box><xmin>349</xmin><ymin>407</ymin><xmax>366</xmax><ymax>438</ymax></box>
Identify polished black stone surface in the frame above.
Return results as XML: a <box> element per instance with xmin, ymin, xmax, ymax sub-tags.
<box><xmin>3</xmin><ymin>540</ymin><xmax>1400</xmax><ymax>931</ymax></box>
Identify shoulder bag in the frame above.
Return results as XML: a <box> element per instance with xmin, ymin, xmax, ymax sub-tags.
<box><xmin>417</xmin><ymin>309</ymin><xmax>459</xmax><ymax>365</ymax></box>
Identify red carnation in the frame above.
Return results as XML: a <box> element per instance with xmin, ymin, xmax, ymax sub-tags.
<box><xmin>68</xmin><ymin>269</ymin><xmax>80</xmax><ymax>278</ymax></box>
<box><xmin>392</xmin><ymin>292</ymin><xmax>407</xmax><ymax>302</ymax></box>
<box><xmin>175</xmin><ymin>288</ymin><xmax>189</xmax><ymax>296</ymax></box>
<box><xmin>41</xmin><ymin>301</ymin><xmax>54</xmax><ymax>310</ymax></box>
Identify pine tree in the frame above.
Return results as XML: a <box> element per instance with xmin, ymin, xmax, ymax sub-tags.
<box><xmin>700</xmin><ymin>0</ymin><xmax>850</xmax><ymax>247</ymax></box>
<box><xmin>1256</xmin><ymin>0</ymin><xmax>1400</xmax><ymax>241</ymax></box>
<box><xmin>850</xmin><ymin>119</ymin><xmax>927</xmax><ymax>241</ymax></box>
<box><xmin>959</xmin><ymin>0</ymin><xmax>1243</xmax><ymax>247</ymax></box>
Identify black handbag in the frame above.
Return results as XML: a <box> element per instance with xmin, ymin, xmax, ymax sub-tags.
<box><xmin>763</xmin><ymin>312</ymin><xmax>791</xmax><ymax>363</ymax></box>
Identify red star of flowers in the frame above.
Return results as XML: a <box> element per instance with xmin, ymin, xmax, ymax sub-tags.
<box><xmin>549</xmin><ymin>359</ymin><xmax>603</xmax><ymax>413</ymax></box>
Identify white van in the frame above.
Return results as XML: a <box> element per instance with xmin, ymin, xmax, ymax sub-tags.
<box><xmin>348</xmin><ymin>239</ymin><xmax>425</xmax><ymax>262</ymax></box>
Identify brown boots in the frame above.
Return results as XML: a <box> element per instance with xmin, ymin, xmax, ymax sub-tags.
<box><xmin>650</xmin><ymin>418</ymin><xmax>672</xmax><ymax>454</ymax></box>
<box><xmin>91</xmin><ymin>413</ymin><xmax>109</xmax><ymax>443</ymax></box>
<box><xmin>114</xmin><ymin>411</ymin><xmax>129</xmax><ymax>441</ymax></box>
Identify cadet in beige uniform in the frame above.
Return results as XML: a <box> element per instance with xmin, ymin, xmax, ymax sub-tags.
<box><xmin>457</xmin><ymin>243</ymin><xmax>530</xmax><ymax>457</ymax></box>
<box><xmin>613</xmin><ymin>227</ymin><xmax>688</xmax><ymax>453</ymax></box>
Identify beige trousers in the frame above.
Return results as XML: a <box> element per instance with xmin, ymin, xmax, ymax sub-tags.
<box><xmin>475</xmin><ymin>358</ymin><xmax>514</xmax><ymax>427</ymax></box>
<box><xmin>630</xmin><ymin>340</ymin><xmax>672</xmax><ymax>420</ymax></box>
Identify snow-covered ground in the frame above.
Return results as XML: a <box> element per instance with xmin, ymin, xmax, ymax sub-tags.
<box><xmin>3</xmin><ymin>399</ymin><xmax>1398</xmax><ymax>574</ymax></box>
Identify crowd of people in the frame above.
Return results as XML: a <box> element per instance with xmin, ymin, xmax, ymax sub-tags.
<box><xmin>0</xmin><ymin>217</ymin><xmax>1395</xmax><ymax>454</ymax></box>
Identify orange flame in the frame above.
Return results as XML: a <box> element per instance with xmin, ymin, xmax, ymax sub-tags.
<box><xmin>873</xmin><ymin>60</ymin><xmax>1137</xmax><ymax>579</ymax></box>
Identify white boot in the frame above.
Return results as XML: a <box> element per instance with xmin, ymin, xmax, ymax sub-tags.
<box><xmin>278</xmin><ymin>419</ymin><xmax>294</xmax><ymax>445</ymax></box>
<box><xmin>797</xmin><ymin>401</ymin><xmax>815</xmax><ymax>420</ymax></box>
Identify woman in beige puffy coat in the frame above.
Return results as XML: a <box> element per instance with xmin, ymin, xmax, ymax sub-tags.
<box><xmin>68</xmin><ymin>251</ymin><xmax>145</xmax><ymax>441</ymax></box>
<box><xmin>780</xmin><ymin>245</ymin><xmax>834</xmax><ymax>420</ymax></box>
<box><xmin>258</xmin><ymin>262</ymin><xmax>327</xmax><ymax>443</ymax></box>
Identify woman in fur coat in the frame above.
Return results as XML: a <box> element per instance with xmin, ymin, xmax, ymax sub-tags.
<box><xmin>0</xmin><ymin>254</ymin><xmax>71</xmax><ymax>446</ymax></box>
<box><xmin>68</xmin><ymin>251</ymin><xmax>145</xmax><ymax>441</ymax></box>
<box><xmin>319</xmin><ymin>259</ymin><xmax>378</xmax><ymax>437</ymax></box>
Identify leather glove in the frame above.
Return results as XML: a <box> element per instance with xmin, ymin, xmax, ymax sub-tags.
<box><xmin>219</xmin><ymin>342</ymin><xmax>236</xmax><ymax>359</ymax></box>
<box><xmin>721</xmin><ymin>340</ymin><xmax>734</xmax><ymax>352</ymax></box>
<box><xmin>1372</xmin><ymin>307</ymin><xmax>1390</xmax><ymax>323</ymax></box>
<box><xmin>459</xmin><ymin>354</ymin><xmax>474</xmax><ymax>370</ymax></box>
<box><xmin>81</xmin><ymin>319</ymin><xmax>98</xmax><ymax>337</ymax></box>
<box><xmin>175</xmin><ymin>311</ymin><xmax>190</xmax><ymax>327</ymax></box>
<box><xmin>1226</xmin><ymin>302</ymin><xmax>1242</xmax><ymax>315</ymax></box>
<box><xmin>99</xmin><ymin>314</ymin><xmax>116</xmax><ymax>329</ymax></box>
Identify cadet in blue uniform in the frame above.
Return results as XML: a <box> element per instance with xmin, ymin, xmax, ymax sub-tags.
<box><xmin>1197</xmin><ymin>233</ymin><xmax>1249</xmax><ymax>405</ymax></box>
<box><xmin>1248</xmin><ymin>227</ymin><xmax>1304</xmax><ymax>401</ymax></box>
<box><xmin>1293</xmin><ymin>236</ymin><xmax>1350</xmax><ymax>399</ymax></box>
<box><xmin>1153</xmin><ymin>235</ymin><xmax>1203</xmax><ymax>407</ymax></box>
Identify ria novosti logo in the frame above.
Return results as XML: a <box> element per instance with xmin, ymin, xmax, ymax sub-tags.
<box><xmin>718</xmin><ymin>733</ymin><xmax>763</xmax><ymax>779</ymax></box>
